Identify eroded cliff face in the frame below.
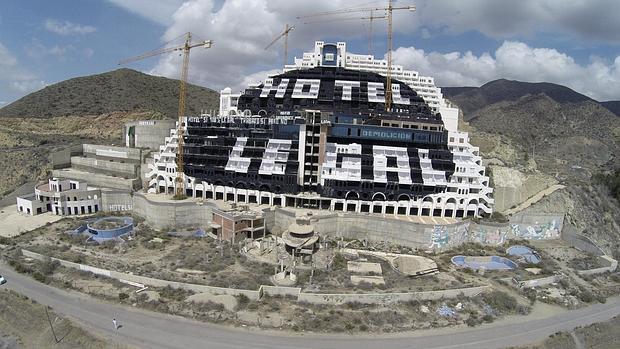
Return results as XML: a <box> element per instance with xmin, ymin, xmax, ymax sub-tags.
<box><xmin>451</xmin><ymin>92</ymin><xmax>619</xmax><ymax>256</ymax></box>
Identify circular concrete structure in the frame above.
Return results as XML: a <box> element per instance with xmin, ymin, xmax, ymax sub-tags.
<box><xmin>281</xmin><ymin>223</ymin><xmax>319</xmax><ymax>256</ymax></box>
<box><xmin>87</xmin><ymin>216</ymin><xmax>133</xmax><ymax>242</ymax></box>
<box><xmin>507</xmin><ymin>245</ymin><xmax>541</xmax><ymax>264</ymax></box>
<box><xmin>451</xmin><ymin>255</ymin><xmax>518</xmax><ymax>270</ymax></box>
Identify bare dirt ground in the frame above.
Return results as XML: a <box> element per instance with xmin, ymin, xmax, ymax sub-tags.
<box><xmin>37</xmin><ymin>264</ymin><xmax>531</xmax><ymax>333</ymax></box>
<box><xmin>0</xmin><ymin>288</ymin><xmax>128</xmax><ymax>349</ymax></box>
<box><xmin>13</xmin><ymin>217</ymin><xmax>475</xmax><ymax>294</ymax></box>
<box><xmin>10</xmin><ymin>216</ymin><xmax>618</xmax><ymax>307</ymax></box>
<box><xmin>4</xmin><ymin>215</ymin><xmax>618</xmax><ymax>334</ymax></box>
<box><xmin>0</xmin><ymin>206</ymin><xmax>62</xmax><ymax>238</ymax></box>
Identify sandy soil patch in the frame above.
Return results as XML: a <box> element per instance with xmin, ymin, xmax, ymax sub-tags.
<box><xmin>0</xmin><ymin>205</ymin><xmax>62</xmax><ymax>237</ymax></box>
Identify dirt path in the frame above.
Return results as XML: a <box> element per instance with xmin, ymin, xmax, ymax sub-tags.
<box><xmin>504</xmin><ymin>184</ymin><xmax>565</xmax><ymax>215</ymax></box>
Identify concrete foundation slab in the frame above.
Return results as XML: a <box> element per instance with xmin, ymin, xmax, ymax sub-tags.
<box><xmin>347</xmin><ymin>261</ymin><xmax>382</xmax><ymax>274</ymax></box>
<box><xmin>52</xmin><ymin>168</ymin><xmax>138</xmax><ymax>191</ymax></box>
<box><xmin>350</xmin><ymin>275</ymin><xmax>385</xmax><ymax>286</ymax></box>
<box><xmin>0</xmin><ymin>205</ymin><xmax>63</xmax><ymax>237</ymax></box>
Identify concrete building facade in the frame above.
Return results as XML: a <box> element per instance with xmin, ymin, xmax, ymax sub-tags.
<box><xmin>145</xmin><ymin>41</ymin><xmax>492</xmax><ymax>218</ymax></box>
<box><xmin>211</xmin><ymin>205</ymin><xmax>265</xmax><ymax>243</ymax></box>
<box><xmin>17</xmin><ymin>178</ymin><xmax>101</xmax><ymax>216</ymax></box>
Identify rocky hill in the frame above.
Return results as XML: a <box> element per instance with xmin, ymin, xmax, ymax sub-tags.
<box><xmin>445</xmin><ymin>79</ymin><xmax>620</xmax><ymax>255</ymax></box>
<box><xmin>0</xmin><ymin>68</ymin><xmax>219</xmax><ymax>119</ymax></box>
<box><xmin>442</xmin><ymin>79</ymin><xmax>595</xmax><ymax>118</ymax></box>
<box><xmin>0</xmin><ymin>68</ymin><xmax>220</xmax><ymax>201</ymax></box>
<box><xmin>601</xmin><ymin>101</ymin><xmax>620</xmax><ymax>117</ymax></box>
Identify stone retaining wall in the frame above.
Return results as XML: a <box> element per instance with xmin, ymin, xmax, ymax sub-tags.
<box><xmin>297</xmin><ymin>286</ymin><xmax>490</xmax><ymax>305</ymax></box>
<box><xmin>561</xmin><ymin>224</ymin><xmax>606</xmax><ymax>256</ymax></box>
<box><xmin>259</xmin><ymin>285</ymin><xmax>302</xmax><ymax>298</ymax></box>
<box><xmin>576</xmin><ymin>256</ymin><xmax>618</xmax><ymax>276</ymax></box>
<box><xmin>132</xmin><ymin>193</ymin><xmax>214</xmax><ymax>230</ymax></box>
<box><xmin>268</xmin><ymin>209</ymin><xmax>564</xmax><ymax>251</ymax></box>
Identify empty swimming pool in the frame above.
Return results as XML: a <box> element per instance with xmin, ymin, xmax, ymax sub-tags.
<box><xmin>507</xmin><ymin>245</ymin><xmax>541</xmax><ymax>264</ymax></box>
<box><xmin>451</xmin><ymin>255</ymin><xmax>518</xmax><ymax>270</ymax></box>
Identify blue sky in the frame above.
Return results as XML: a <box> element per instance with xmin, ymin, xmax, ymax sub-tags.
<box><xmin>1</xmin><ymin>0</ymin><xmax>620</xmax><ymax>106</ymax></box>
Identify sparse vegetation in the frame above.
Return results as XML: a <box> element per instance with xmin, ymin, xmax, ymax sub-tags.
<box><xmin>596</xmin><ymin>169</ymin><xmax>620</xmax><ymax>202</ymax></box>
<box><xmin>0</xmin><ymin>68</ymin><xmax>219</xmax><ymax>119</ymax></box>
<box><xmin>481</xmin><ymin>290</ymin><xmax>519</xmax><ymax>314</ymax></box>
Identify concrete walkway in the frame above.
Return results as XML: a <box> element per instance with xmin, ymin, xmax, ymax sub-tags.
<box><xmin>504</xmin><ymin>184</ymin><xmax>566</xmax><ymax>216</ymax></box>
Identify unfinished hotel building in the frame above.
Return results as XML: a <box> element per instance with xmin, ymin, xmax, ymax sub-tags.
<box><xmin>146</xmin><ymin>41</ymin><xmax>493</xmax><ymax>218</ymax></box>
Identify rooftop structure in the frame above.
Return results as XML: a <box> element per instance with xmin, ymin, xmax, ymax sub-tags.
<box><xmin>281</xmin><ymin>222</ymin><xmax>319</xmax><ymax>257</ymax></box>
<box><xmin>284</xmin><ymin>41</ymin><xmax>458</xmax><ymax>131</ymax></box>
<box><xmin>17</xmin><ymin>178</ymin><xmax>101</xmax><ymax>216</ymax></box>
<box><xmin>146</xmin><ymin>41</ymin><xmax>493</xmax><ymax>219</ymax></box>
<box><xmin>211</xmin><ymin>205</ymin><xmax>265</xmax><ymax>243</ymax></box>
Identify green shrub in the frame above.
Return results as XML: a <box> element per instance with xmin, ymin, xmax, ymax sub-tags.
<box><xmin>235</xmin><ymin>294</ymin><xmax>250</xmax><ymax>310</ymax></box>
<box><xmin>39</xmin><ymin>259</ymin><xmax>60</xmax><ymax>275</ymax></box>
<box><xmin>466</xmin><ymin>315</ymin><xmax>481</xmax><ymax>327</ymax></box>
<box><xmin>577</xmin><ymin>288</ymin><xmax>594</xmax><ymax>303</ymax></box>
<box><xmin>482</xmin><ymin>291</ymin><xmax>518</xmax><ymax>313</ymax></box>
<box><xmin>246</xmin><ymin>301</ymin><xmax>259</xmax><ymax>311</ymax></box>
<box><xmin>118</xmin><ymin>292</ymin><xmax>129</xmax><ymax>301</ymax></box>
<box><xmin>32</xmin><ymin>271</ymin><xmax>47</xmax><ymax>284</ymax></box>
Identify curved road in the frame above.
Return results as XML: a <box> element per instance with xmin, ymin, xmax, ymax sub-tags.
<box><xmin>2</xmin><ymin>266</ymin><xmax>619</xmax><ymax>349</ymax></box>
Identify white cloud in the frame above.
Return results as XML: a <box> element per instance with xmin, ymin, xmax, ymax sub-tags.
<box><xmin>146</xmin><ymin>0</ymin><xmax>383</xmax><ymax>92</ymax></box>
<box><xmin>105</xmin><ymin>0</ymin><xmax>186</xmax><ymax>25</ymax></box>
<box><xmin>11</xmin><ymin>80</ymin><xmax>47</xmax><ymax>93</ymax></box>
<box><xmin>112</xmin><ymin>0</ymin><xmax>620</xmax><ymax>100</ymax></box>
<box><xmin>26</xmin><ymin>39</ymin><xmax>73</xmax><ymax>61</ymax></box>
<box><xmin>413</xmin><ymin>0</ymin><xmax>620</xmax><ymax>43</ymax></box>
<box><xmin>392</xmin><ymin>41</ymin><xmax>620</xmax><ymax>101</ymax></box>
<box><xmin>237</xmin><ymin>69</ymin><xmax>281</xmax><ymax>90</ymax></box>
<box><xmin>44</xmin><ymin>19</ymin><xmax>96</xmax><ymax>35</ymax></box>
<box><xmin>107</xmin><ymin>0</ymin><xmax>620</xmax><ymax>44</ymax></box>
<box><xmin>0</xmin><ymin>42</ymin><xmax>47</xmax><ymax>97</ymax></box>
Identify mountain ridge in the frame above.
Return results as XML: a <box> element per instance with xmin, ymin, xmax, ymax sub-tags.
<box><xmin>441</xmin><ymin>78</ymin><xmax>620</xmax><ymax>118</ymax></box>
<box><xmin>0</xmin><ymin>68</ymin><xmax>219</xmax><ymax>119</ymax></box>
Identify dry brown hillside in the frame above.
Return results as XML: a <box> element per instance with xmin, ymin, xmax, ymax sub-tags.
<box><xmin>0</xmin><ymin>68</ymin><xmax>219</xmax><ymax>119</ymax></box>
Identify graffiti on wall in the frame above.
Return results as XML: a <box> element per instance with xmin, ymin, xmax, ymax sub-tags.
<box><xmin>428</xmin><ymin>223</ymin><xmax>470</xmax><ymax>250</ymax></box>
<box><xmin>510</xmin><ymin>219</ymin><xmax>561</xmax><ymax>240</ymax></box>
<box><xmin>472</xmin><ymin>226</ymin><xmax>507</xmax><ymax>246</ymax></box>
<box><xmin>428</xmin><ymin>216</ymin><xmax>563</xmax><ymax>251</ymax></box>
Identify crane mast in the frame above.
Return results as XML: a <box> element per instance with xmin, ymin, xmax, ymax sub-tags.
<box><xmin>302</xmin><ymin>11</ymin><xmax>387</xmax><ymax>55</ymax></box>
<box><xmin>119</xmin><ymin>32</ymin><xmax>212</xmax><ymax>198</ymax></box>
<box><xmin>175</xmin><ymin>33</ymin><xmax>192</xmax><ymax>197</ymax></box>
<box><xmin>298</xmin><ymin>1</ymin><xmax>415</xmax><ymax>111</ymax></box>
<box><xmin>265</xmin><ymin>24</ymin><xmax>295</xmax><ymax>68</ymax></box>
<box><xmin>386</xmin><ymin>0</ymin><xmax>394</xmax><ymax>111</ymax></box>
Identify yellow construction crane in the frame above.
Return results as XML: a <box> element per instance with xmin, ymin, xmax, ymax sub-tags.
<box><xmin>302</xmin><ymin>11</ymin><xmax>387</xmax><ymax>55</ymax></box>
<box><xmin>265</xmin><ymin>24</ymin><xmax>295</xmax><ymax>68</ymax></box>
<box><xmin>119</xmin><ymin>32</ymin><xmax>213</xmax><ymax>197</ymax></box>
<box><xmin>298</xmin><ymin>1</ymin><xmax>415</xmax><ymax>111</ymax></box>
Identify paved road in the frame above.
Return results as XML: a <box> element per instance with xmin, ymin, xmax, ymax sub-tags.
<box><xmin>2</xmin><ymin>266</ymin><xmax>619</xmax><ymax>349</ymax></box>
